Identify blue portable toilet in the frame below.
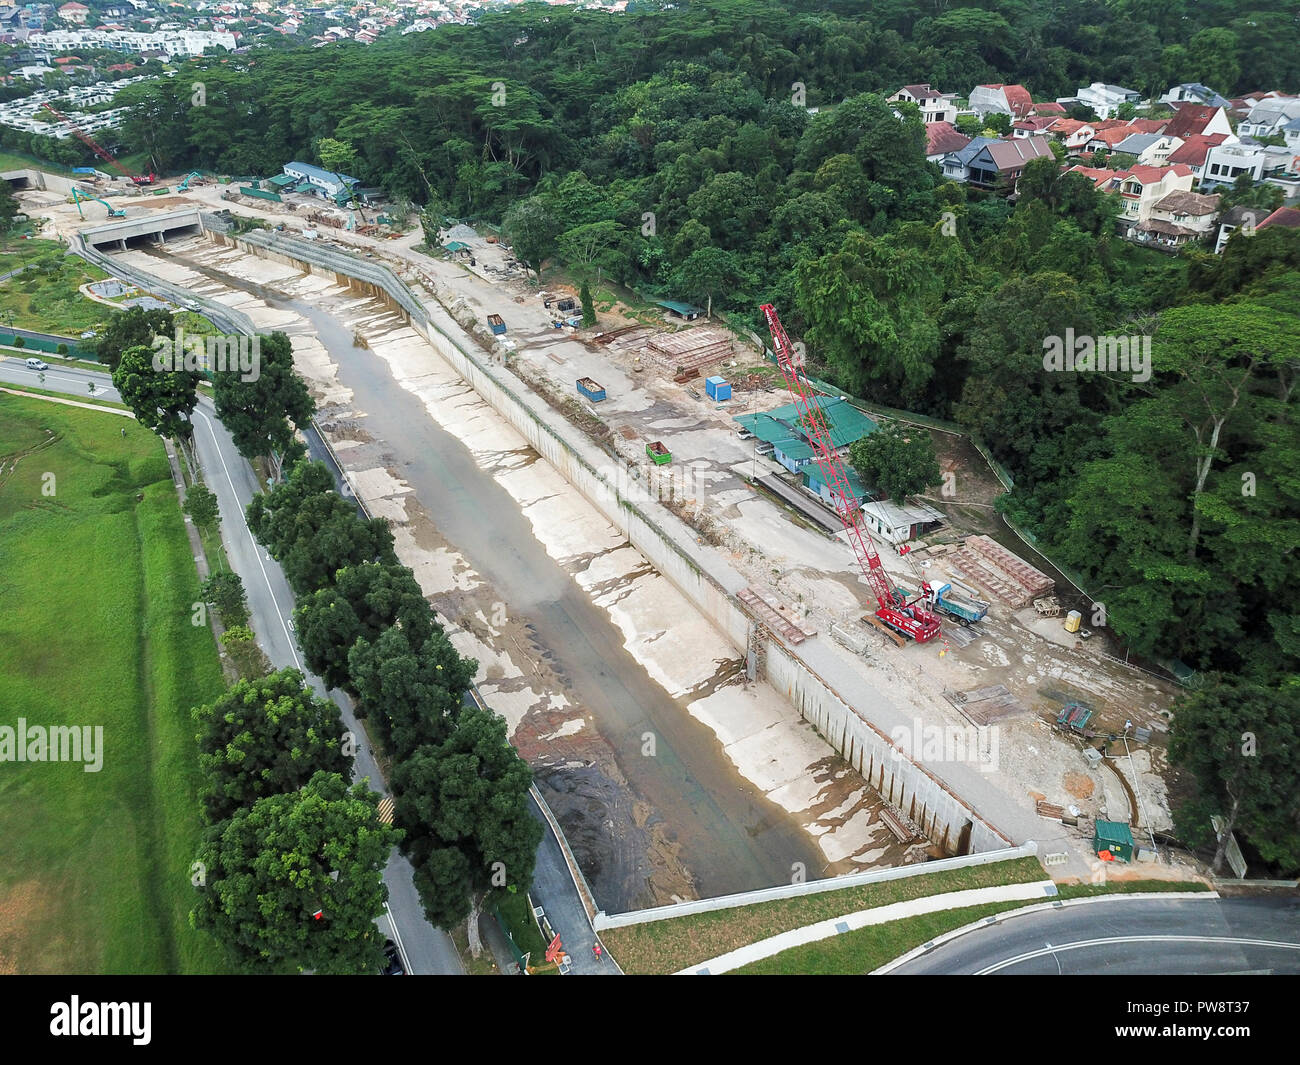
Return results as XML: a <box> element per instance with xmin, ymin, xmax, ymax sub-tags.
<box><xmin>705</xmin><ymin>375</ymin><xmax>731</xmax><ymax>401</ymax></box>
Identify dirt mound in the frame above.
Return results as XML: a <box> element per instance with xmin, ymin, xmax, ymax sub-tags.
<box><xmin>1064</xmin><ymin>771</ymin><xmax>1095</xmax><ymax>800</ymax></box>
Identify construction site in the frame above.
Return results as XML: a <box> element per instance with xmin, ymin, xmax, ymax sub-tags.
<box><xmin>8</xmin><ymin>149</ymin><xmax>1201</xmax><ymax>911</ymax></box>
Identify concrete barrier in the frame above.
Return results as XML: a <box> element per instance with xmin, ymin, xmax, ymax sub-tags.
<box><xmin>595</xmin><ymin>842</ymin><xmax>1039</xmax><ymax>930</ymax></box>
<box><xmin>202</xmin><ymin>224</ymin><xmax>1013</xmax><ymax>860</ymax></box>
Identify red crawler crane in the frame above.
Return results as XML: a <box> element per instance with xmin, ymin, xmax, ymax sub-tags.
<box><xmin>760</xmin><ymin>303</ymin><xmax>941</xmax><ymax>644</ymax></box>
<box><xmin>40</xmin><ymin>103</ymin><xmax>156</xmax><ymax>185</ymax></box>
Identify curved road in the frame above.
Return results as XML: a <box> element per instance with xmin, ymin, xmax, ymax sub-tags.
<box><xmin>888</xmin><ymin>895</ymin><xmax>1300</xmax><ymax>975</ymax></box>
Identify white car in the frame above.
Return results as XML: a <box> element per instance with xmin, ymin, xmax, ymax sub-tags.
<box><xmin>25</xmin><ymin>357</ymin><xmax>49</xmax><ymax>371</ymax></box>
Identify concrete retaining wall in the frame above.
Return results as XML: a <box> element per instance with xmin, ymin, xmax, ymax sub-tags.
<box><xmin>206</xmin><ymin>225</ymin><xmax>1010</xmax><ymax>860</ymax></box>
<box><xmin>595</xmin><ymin>842</ymin><xmax>1039</xmax><ymax>929</ymax></box>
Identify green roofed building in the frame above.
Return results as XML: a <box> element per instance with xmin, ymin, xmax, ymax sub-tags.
<box><xmin>267</xmin><ymin>173</ymin><xmax>296</xmax><ymax>189</ymax></box>
<box><xmin>656</xmin><ymin>299</ymin><xmax>704</xmax><ymax>320</ymax></box>
<box><xmin>734</xmin><ymin>395</ymin><xmax>878</xmax><ymax>475</ymax></box>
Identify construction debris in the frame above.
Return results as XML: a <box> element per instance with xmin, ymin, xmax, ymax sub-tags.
<box><xmin>948</xmin><ymin>535</ymin><xmax>1054</xmax><ymax>607</ymax></box>
<box><xmin>645</xmin><ymin>327</ymin><xmax>734</xmax><ymax>375</ymax></box>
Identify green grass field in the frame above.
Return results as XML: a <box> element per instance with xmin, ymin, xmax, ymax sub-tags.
<box><xmin>0</xmin><ymin>252</ymin><xmax>111</xmax><ymax>336</ymax></box>
<box><xmin>0</xmin><ymin>396</ymin><xmax>228</xmax><ymax>973</ymax></box>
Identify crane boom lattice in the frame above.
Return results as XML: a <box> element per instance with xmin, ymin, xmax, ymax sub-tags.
<box><xmin>760</xmin><ymin>303</ymin><xmax>940</xmax><ymax>644</ymax></box>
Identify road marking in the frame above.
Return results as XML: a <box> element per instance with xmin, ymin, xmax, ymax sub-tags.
<box><xmin>975</xmin><ymin>935</ymin><xmax>1300</xmax><ymax>974</ymax></box>
<box><xmin>192</xmin><ymin>406</ymin><xmax>301</xmax><ymax>670</ymax></box>
<box><xmin>384</xmin><ymin>902</ymin><xmax>413</xmax><ymax>976</ymax></box>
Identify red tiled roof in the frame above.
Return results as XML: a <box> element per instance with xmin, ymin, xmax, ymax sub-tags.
<box><xmin>1067</xmin><ymin>165</ymin><xmax>1117</xmax><ymax>189</ymax></box>
<box><xmin>1259</xmin><ymin>206</ymin><xmax>1300</xmax><ymax>229</ymax></box>
<box><xmin>1163</xmin><ymin>103</ymin><xmax>1222</xmax><ymax>139</ymax></box>
<box><xmin>1168</xmin><ymin>133</ymin><xmax>1227</xmax><ymax>166</ymax></box>
<box><xmin>1031</xmin><ymin>102</ymin><xmax>1066</xmax><ymax>115</ymax></box>
<box><xmin>1050</xmin><ymin>118</ymin><xmax>1093</xmax><ymax>137</ymax></box>
<box><xmin>1128</xmin><ymin>118</ymin><xmax>1169</xmax><ymax>134</ymax></box>
<box><xmin>925</xmin><ymin>121</ymin><xmax>971</xmax><ymax>157</ymax></box>
<box><xmin>1125</xmin><ymin>163</ymin><xmax>1193</xmax><ymax>184</ymax></box>
<box><xmin>1090</xmin><ymin>125</ymin><xmax>1142</xmax><ymax>147</ymax></box>
<box><xmin>1013</xmin><ymin>117</ymin><xmax>1056</xmax><ymax>133</ymax></box>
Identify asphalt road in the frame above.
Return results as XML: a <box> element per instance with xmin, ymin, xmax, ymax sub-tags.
<box><xmin>1</xmin><ymin>356</ymin><xmax>465</xmax><ymax>975</ymax></box>
<box><xmin>889</xmin><ymin>896</ymin><xmax>1300</xmax><ymax>975</ymax></box>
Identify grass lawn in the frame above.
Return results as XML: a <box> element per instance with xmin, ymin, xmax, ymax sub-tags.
<box><xmin>602</xmin><ymin>856</ymin><xmax>1047</xmax><ymax>975</ymax></box>
<box><xmin>734</xmin><ymin>878</ymin><xmax>1213</xmax><ymax>975</ymax></box>
<box><xmin>0</xmin><ymin>395</ymin><xmax>229</xmax><ymax>973</ymax></box>
<box><xmin>0</xmin><ymin>254</ymin><xmax>112</xmax><ymax>336</ymax></box>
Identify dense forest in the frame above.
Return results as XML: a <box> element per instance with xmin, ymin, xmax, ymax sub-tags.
<box><xmin>8</xmin><ymin>1</ymin><xmax>1295</xmax><ymax>860</ymax></box>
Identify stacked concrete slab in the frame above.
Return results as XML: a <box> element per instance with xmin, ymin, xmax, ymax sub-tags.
<box><xmin>644</xmin><ymin>327</ymin><xmax>733</xmax><ymax>374</ymax></box>
<box><xmin>949</xmin><ymin>535</ymin><xmax>1053</xmax><ymax>608</ymax></box>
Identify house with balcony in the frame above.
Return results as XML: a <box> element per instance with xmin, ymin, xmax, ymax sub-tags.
<box><xmin>1138</xmin><ymin>190</ymin><xmax>1221</xmax><ymax>247</ymax></box>
<box><xmin>1167</xmin><ymin>133</ymin><xmax>1230</xmax><ymax>180</ymax></box>
<box><xmin>961</xmin><ymin>136</ymin><xmax>1053</xmax><ymax>191</ymax></box>
<box><xmin>1070</xmin><ymin>163</ymin><xmax>1195</xmax><ymax>230</ymax></box>
<box><xmin>887</xmin><ymin>83</ymin><xmax>957</xmax><ymax>125</ymax></box>
<box><xmin>1201</xmin><ymin>141</ymin><xmax>1267</xmax><ymax>188</ymax></box>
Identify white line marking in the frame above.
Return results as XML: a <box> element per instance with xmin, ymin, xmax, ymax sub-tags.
<box><xmin>385</xmin><ymin>902</ymin><xmax>413</xmax><ymax>976</ymax></box>
<box><xmin>976</xmin><ymin>935</ymin><xmax>1300</xmax><ymax>974</ymax></box>
<box><xmin>192</xmin><ymin>406</ymin><xmax>300</xmax><ymax>669</ymax></box>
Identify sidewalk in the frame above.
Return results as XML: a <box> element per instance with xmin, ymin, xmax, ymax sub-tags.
<box><xmin>677</xmin><ymin>880</ymin><xmax>1059</xmax><ymax>974</ymax></box>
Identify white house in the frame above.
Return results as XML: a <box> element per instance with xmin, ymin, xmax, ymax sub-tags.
<box><xmin>1114</xmin><ymin>132</ymin><xmax>1183</xmax><ymax>166</ymax></box>
<box><xmin>1238</xmin><ymin>97</ymin><xmax>1300</xmax><ymax>138</ymax></box>
<box><xmin>887</xmin><ymin>83</ymin><xmax>957</xmax><ymax>125</ymax></box>
<box><xmin>1201</xmin><ymin>142</ymin><xmax>1268</xmax><ymax>188</ymax></box>
<box><xmin>1075</xmin><ymin>82</ymin><xmax>1142</xmax><ymax>119</ymax></box>
<box><xmin>1160</xmin><ymin>83</ymin><xmax>1231</xmax><ymax>109</ymax></box>
<box><xmin>1071</xmin><ymin>163</ymin><xmax>1195</xmax><ymax>227</ymax></box>
<box><xmin>968</xmin><ymin>83</ymin><xmax>1033</xmax><ymax>119</ymax></box>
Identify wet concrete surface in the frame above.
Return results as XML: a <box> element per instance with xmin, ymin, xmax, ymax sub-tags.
<box><xmin>159</xmin><ymin>249</ymin><xmax>829</xmax><ymax>911</ymax></box>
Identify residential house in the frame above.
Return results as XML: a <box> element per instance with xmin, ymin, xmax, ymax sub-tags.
<box><xmin>1238</xmin><ymin>96</ymin><xmax>1300</xmax><ymax>138</ymax></box>
<box><xmin>1074</xmin><ymin>82</ymin><xmax>1142</xmax><ymax>119</ymax></box>
<box><xmin>1011</xmin><ymin>116</ymin><xmax>1057</xmax><ymax>138</ymax></box>
<box><xmin>1282</xmin><ymin>117</ymin><xmax>1300</xmax><ymax>151</ymax></box>
<box><xmin>1167</xmin><ymin>133</ymin><xmax>1229</xmax><ymax>180</ymax></box>
<box><xmin>925</xmin><ymin>121</ymin><xmax>970</xmax><ymax>163</ymax></box>
<box><xmin>1214</xmin><ymin>204</ymin><xmax>1263</xmax><ymax>254</ymax></box>
<box><xmin>57</xmin><ymin>2</ymin><xmax>88</xmax><ymax>23</ymax></box>
<box><xmin>1201</xmin><ymin>141</ymin><xmax>1268</xmax><ymax>188</ymax></box>
<box><xmin>1113</xmin><ymin>132</ymin><xmax>1182</xmax><ymax>166</ymax></box>
<box><xmin>969</xmin><ymin>83</ymin><xmax>1033</xmax><ymax>119</ymax></box>
<box><xmin>1139</xmin><ymin>190</ymin><xmax>1221</xmax><ymax>246</ymax></box>
<box><xmin>1047</xmin><ymin>118</ymin><xmax>1097</xmax><ymax>153</ymax></box>
<box><xmin>1258</xmin><ymin>205</ymin><xmax>1300</xmax><ymax>231</ymax></box>
<box><xmin>1163</xmin><ymin>103</ymin><xmax>1233</xmax><ymax>140</ymax></box>
<box><xmin>1160</xmin><ymin>83</ymin><xmax>1231</xmax><ymax>109</ymax></box>
<box><xmin>1030</xmin><ymin>101</ymin><xmax>1066</xmax><ymax>116</ymax></box>
<box><xmin>941</xmin><ymin>136</ymin><xmax>999</xmax><ymax>182</ymax></box>
<box><xmin>1086</xmin><ymin>122</ymin><xmax>1147</xmax><ymax>154</ymax></box>
<box><xmin>887</xmin><ymin>83</ymin><xmax>957</xmax><ymax>124</ymax></box>
<box><xmin>1070</xmin><ymin>163</ymin><xmax>1195</xmax><ymax>228</ymax></box>
<box><xmin>962</xmin><ymin>135</ymin><xmax>1053</xmax><ymax>191</ymax></box>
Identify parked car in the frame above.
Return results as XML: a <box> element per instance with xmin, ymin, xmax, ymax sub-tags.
<box><xmin>25</xmin><ymin>358</ymin><xmax>49</xmax><ymax>371</ymax></box>
<box><xmin>381</xmin><ymin>939</ymin><xmax>404</xmax><ymax>976</ymax></box>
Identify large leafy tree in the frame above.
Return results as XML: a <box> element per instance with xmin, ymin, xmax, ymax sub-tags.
<box><xmin>247</xmin><ymin>461</ymin><xmax>396</xmax><ymax>596</ymax></box>
<box><xmin>211</xmin><ymin>331</ymin><xmax>315</xmax><ymax>464</ymax></box>
<box><xmin>849</xmin><ymin>422</ymin><xmax>941</xmax><ymax>502</ymax></box>
<box><xmin>193</xmin><ymin>668</ymin><xmax>350</xmax><ymax>823</ymax></box>
<box><xmin>394</xmin><ymin>705</ymin><xmax>541</xmax><ymax>930</ymax></box>
<box><xmin>112</xmin><ymin>343</ymin><xmax>201</xmax><ymax>441</ymax></box>
<box><xmin>349</xmin><ymin>626</ymin><xmax>477</xmax><ymax>761</ymax></box>
<box><xmin>192</xmin><ymin>772</ymin><xmax>400</xmax><ymax>974</ymax></box>
<box><xmin>95</xmin><ymin>306</ymin><xmax>174</xmax><ymax>373</ymax></box>
<box><xmin>1169</xmin><ymin>677</ymin><xmax>1300</xmax><ymax>875</ymax></box>
<box><xmin>294</xmin><ymin>561</ymin><xmax>438</xmax><ymax>692</ymax></box>
<box><xmin>501</xmin><ymin>196</ymin><xmax>561</xmax><ymax>280</ymax></box>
